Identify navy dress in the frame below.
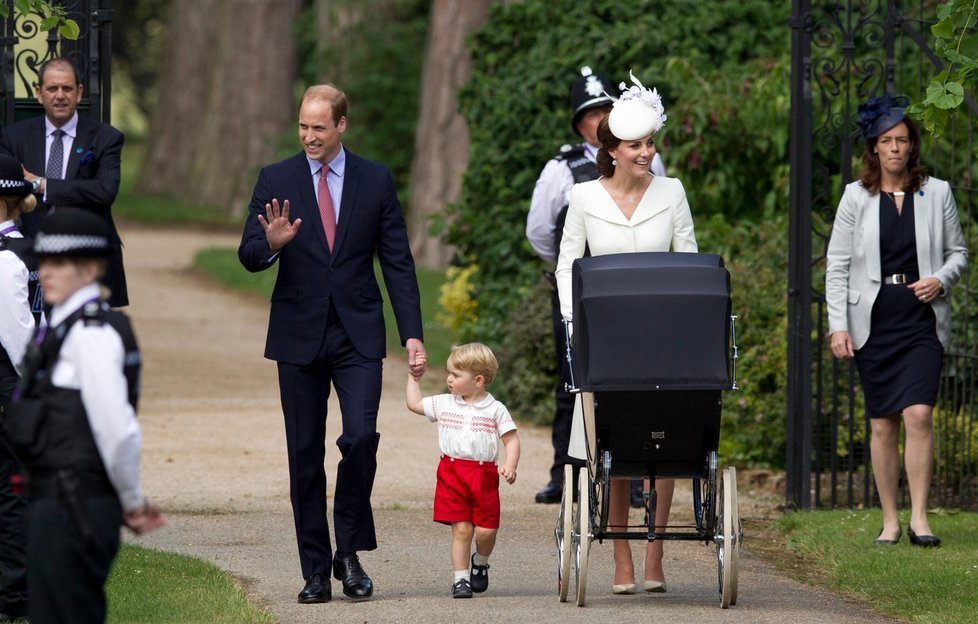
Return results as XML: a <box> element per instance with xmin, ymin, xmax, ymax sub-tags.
<box><xmin>854</xmin><ymin>192</ymin><xmax>943</xmax><ymax>417</ymax></box>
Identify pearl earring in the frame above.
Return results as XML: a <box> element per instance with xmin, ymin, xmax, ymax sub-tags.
<box><xmin>612</xmin><ymin>159</ymin><xmax>617</xmax><ymax>166</ymax></box>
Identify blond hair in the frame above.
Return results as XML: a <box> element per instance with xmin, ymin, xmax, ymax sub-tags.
<box><xmin>0</xmin><ymin>194</ymin><xmax>37</xmax><ymax>222</ymax></box>
<box><xmin>447</xmin><ymin>343</ymin><xmax>499</xmax><ymax>385</ymax></box>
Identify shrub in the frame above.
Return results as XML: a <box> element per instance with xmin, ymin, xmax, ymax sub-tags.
<box><xmin>450</xmin><ymin>0</ymin><xmax>790</xmax><ymax>464</ymax></box>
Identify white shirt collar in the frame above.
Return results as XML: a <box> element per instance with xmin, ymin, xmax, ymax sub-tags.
<box><xmin>306</xmin><ymin>145</ymin><xmax>347</xmax><ymax>177</ymax></box>
<box><xmin>50</xmin><ymin>282</ymin><xmax>101</xmax><ymax>327</ymax></box>
<box><xmin>46</xmin><ymin>112</ymin><xmax>79</xmax><ymax>139</ymax></box>
<box><xmin>450</xmin><ymin>391</ymin><xmax>496</xmax><ymax>409</ymax></box>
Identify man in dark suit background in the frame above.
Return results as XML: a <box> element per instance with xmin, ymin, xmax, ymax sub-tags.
<box><xmin>238</xmin><ymin>84</ymin><xmax>427</xmax><ymax>604</ymax></box>
<box><xmin>0</xmin><ymin>57</ymin><xmax>127</xmax><ymax>307</ymax></box>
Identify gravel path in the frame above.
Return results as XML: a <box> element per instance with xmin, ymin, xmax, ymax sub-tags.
<box><xmin>122</xmin><ymin>224</ymin><xmax>899</xmax><ymax>624</ymax></box>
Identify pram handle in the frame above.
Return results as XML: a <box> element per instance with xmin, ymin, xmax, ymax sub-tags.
<box><xmin>563</xmin><ymin>319</ymin><xmax>577</xmax><ymax>392</ymax></box>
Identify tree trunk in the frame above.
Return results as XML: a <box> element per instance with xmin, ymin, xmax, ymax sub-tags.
<box><xmin>135</xmin><ymin>0</ymin><xmax>301</xmax><ymax>218</ymax></box>
<box><xmin>407</xmin><ymin>0</ymin><xmax>493</xmax><ymax>269</ymax></box>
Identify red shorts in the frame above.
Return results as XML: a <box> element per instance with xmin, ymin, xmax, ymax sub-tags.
<box><xmin>433</xmin><ymin>456</ymin><xmax>500</xmax><ymax>528</ymax></box>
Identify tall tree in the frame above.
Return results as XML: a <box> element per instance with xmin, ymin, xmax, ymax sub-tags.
<box><xmin>406</xmin><ymin>0</ymin><xmax>492</xmax><ymax>268</ymax></box>
<box><xmin>135</xmin><ymin>0</ymin><xmax>301</xmax><ymax>216</ymax></box>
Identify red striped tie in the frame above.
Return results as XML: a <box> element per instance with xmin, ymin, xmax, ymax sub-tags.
<box><xmin>318</xmin><ymin>166</ymin><xmax>336</xmax><ymax>250</ymax></box>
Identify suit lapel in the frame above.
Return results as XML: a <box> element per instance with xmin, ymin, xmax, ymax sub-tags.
<box><xmin>28</xmin><ymin>117</ymin><xmax>46</xmax><ymax>174</ymax></box>
<box><xmin>65</xmin><ymin>117</ymin><xmax>95</xmax><ymax>179</ymax></box>
<box><xmin>863</xmin><ymin>191</ymin><xmax>882</xmax><ymax>282</ymax></box>
<box><xmin>333</xmin><ymin>151</ymin><xmax>358</xmax><ymax>257</ymax></box>
<box><xmin>914</xmin><ymin>184</ymin><xmax>934</xmax><ymax>277</ymax></box>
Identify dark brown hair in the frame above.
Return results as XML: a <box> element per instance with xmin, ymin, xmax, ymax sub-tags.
<box><xmin>595</xmin><ymin>117</ymin><xmax>623</xmax><ymax>178</ymax></box>
<box><xmin>858</xmin><ymin>117</ymin><xmax>927</xmax><ymax>194</ymax></box>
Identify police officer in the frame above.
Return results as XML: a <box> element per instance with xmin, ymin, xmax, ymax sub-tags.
<box><xmin>0</xmin><ymin>154</ymin><xmax>40</xmax><ymax>622</ymax></box>
<box><xmin>5</xmin><ymin>208</ymin><xmax>164</xmax><ymax>624</ymax></box>
<box><xmin>527</xmin><ymin>67</ymin><xmax>665</xmax><ymax>506</ymax></box>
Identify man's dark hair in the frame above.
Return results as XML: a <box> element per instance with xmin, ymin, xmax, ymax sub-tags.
<box><xmin>37</xmin><ymin>58</ymin><xmax>81</xmax><ymax>87</ymax></box>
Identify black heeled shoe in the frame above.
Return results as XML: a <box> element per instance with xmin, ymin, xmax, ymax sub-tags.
<box><xmin>874</xmin><ymin>526</ymin><xmax>902</xmax><ymax>546</ymax></box>
<box><xmin>908</xmin><ymin>527</ymin><xmax>941</xmax><ymax>548</ymax></box>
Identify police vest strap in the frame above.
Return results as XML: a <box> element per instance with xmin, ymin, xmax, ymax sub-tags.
<box><xmin>18</xmin><ymin>300</ymin><xmax>141</xmax><ymax>412</ymax></box>
<box><xmin>555</xmin><ymin>144</ymin><xmax>600</xmax><ymax>185</ymax></box>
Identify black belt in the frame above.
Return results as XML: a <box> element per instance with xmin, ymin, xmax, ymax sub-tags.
<box><xmin>883</xmin><ymin>273</ymin><xmax>917</xmax><ymax>285</ymax></box>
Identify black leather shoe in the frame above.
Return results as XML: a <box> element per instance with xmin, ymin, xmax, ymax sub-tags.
<box><xmin>297</xmin><ymin>573</ymin><xmax>330</xmax><ymax>603</ymax></box>
<box><xmin>333</xmin><ymin>554</ymin><xmax>374</xmax><ymax>600</ymax></box>
<box><xmin>469</xmin><ymin>554</ymin><xmax>489</xmax><ymax>593</ymax></box>
<box><xmin>630</xmin><ymin>481</ymin><xmax>645</xmax><ymax>509</ymax></box>
<box><xmin>535</xmin><ymin>482</ymin><xmax>562</xmax><ymax>504</ymax></box>
<box><xmin>908</xmin><ymin>527</ymin><xmax>941</xmax><ymax>548</ymax></box>
<box><xmin>452</xmin><ymin>579</ymin><xmax>473</xmax><ymax>598</ymax></box>
<box><xmin>874</xmin><ymin>526</ymin><xmax>901</xmax><ymax>546</ymax></box>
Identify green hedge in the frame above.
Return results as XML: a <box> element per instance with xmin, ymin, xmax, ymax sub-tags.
<box><xmin>446</xmin><ymin>0</ymin><xmax>791</xmax><ymax>464</ymax></box>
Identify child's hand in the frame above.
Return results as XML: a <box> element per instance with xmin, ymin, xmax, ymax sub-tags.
<box><xmin>499</xmin><ymin>465</ymin><xmax>517</xmax><ymax>485</ymax></box>
<box><xmin>411</xmin><ymin>353</ymin><xmax>427</xmax><ymax>381</ymax></box>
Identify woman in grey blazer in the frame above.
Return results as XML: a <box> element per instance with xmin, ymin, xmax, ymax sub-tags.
<box><xmin>826</xmin><ymin>95</ymin><xmax>968</xmax><ymax>548</ymax></box>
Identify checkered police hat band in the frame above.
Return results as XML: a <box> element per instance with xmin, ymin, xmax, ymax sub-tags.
<box><xmin>35</xmin><ymin>232</ymin><xmax>109</xmax><ymax>254</ymax></box>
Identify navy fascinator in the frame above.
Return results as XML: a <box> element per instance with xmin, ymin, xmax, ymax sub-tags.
<box><xmin>856</xmin><ymin>94</ymin><xmax>910</xmax><ymax>139</ymax></box>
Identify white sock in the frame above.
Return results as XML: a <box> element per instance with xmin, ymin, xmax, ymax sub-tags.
<box><xmin>454</xmin><ymin>569</ymin><xmax>469</xmax><ymax>583</ymax></box>
<box><xmin>472</xmin><ymin>552</ymin><xmax>489</xmax><ymax>567</ymax></box>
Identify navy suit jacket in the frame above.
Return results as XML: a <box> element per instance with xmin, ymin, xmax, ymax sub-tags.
<box><xmin>238</xmin><ymin>149</ymin><xmax>423</xmax><ymax>365</ymax></box>
<box><xmin>0</xmin><ymin>114</ymin><xmax>127</xmax><ymax>306</ymax></box>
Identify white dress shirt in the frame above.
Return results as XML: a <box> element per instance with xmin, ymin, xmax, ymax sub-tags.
<box><xmin>49</xmin><ymin>283</ymin><xmax>144</xmax><ymax>512</ymax></box>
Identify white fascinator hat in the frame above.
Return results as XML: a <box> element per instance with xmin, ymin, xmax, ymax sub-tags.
<box><xmin>607</xmin><ymin>70</ymin><xmax>667</xmax><ymax>141</ymax></box>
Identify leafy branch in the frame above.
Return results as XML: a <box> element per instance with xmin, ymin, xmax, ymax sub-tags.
<box><xmin>909</xmin><ymin>0</ymin><xmax>978</xmax><ymax>135</ymax></box>
<box><xmin>0</xmin><ymin>0</ymin><xmax>80</xmax><ymax>40</ymax></box>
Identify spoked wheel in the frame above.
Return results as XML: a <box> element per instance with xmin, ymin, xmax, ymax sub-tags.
<box><xmin>575</xmin><ymin>466</ymin><xmax>591</xmax><ymax>607</ymax></box>
<box><xmin>556</xmin><ymin>464</ymin><xmax>574</xmax><ymax>602</ymax></box>
<box><xmin>704</xmin><ymin>451</ymin><xmax>718</xmax><ymax>538</ymax></box>
<box><xmin>729</xmin><ymin>467</ymin><xmax>741</xmax><ymax>605</ymax></box>
<box><xmin>598</xmin><ymin>451</ymin><xmax>612</xmax><ymax>535</ymax></box>
<box><xmin>716</xmin><ymin>467</ymin><xmax>736</xmax><ymax>608</ymax></box>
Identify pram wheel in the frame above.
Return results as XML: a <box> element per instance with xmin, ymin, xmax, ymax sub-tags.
<box><xmin>556</xmin><ymin>464</ymin><xmax>574</xmax><ymax>602</ymax></box>
<box><xmin>575</xmin><ymin>466</ymin><xmax>591</xmax><ymax>607</ymax></box>
<box><xmin>716</xmin><ymin>467</ymin><xmax>740</xmax><ymax>608</ymax></box>
<box><xmin>729</xmin><ymin>467</ymin><xmax>742</xmax><ymax>605</ymax></box>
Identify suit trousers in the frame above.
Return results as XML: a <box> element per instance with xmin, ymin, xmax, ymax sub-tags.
<box><xmin>0</xmin><ymin>376</ymin><xmax>28</xmax><ymax>618</ymax></box>
<box><xmin>277</xmin><ymin>305</ymin><xmax>383</xmax><ymax>580</ymax></box>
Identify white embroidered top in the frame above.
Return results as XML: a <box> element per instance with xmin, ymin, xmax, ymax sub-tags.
<box><xmin>422</xmin><ymin>392</ymin><xmax>517</xmax><ymax>463</ymax></box>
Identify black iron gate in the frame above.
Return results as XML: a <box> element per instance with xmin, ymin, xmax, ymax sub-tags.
<box><xmin>789</xmin><ymin>0</ymin><xmax>978</xmax><ymax>511</ymax></box>
<box><xmin>0</xmin><ymin>0</ymin><xmax>113</xmax><ymax>126</ymax></box>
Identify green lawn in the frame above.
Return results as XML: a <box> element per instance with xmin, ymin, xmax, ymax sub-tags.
<box><xmin>108</xmin><ymin>544</ymin><xmax>272</xmax><ymax>623</ymax></box>
<box><xmin>769</xmin><ymin>509</ymin><xmax>978</xmax><ymax>624</ymax></box>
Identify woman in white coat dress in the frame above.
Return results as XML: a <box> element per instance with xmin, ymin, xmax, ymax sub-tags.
<box><xmin>826</xmin><ymin>95</ymin><xmax>967</xmax><ymax>548</ymax></box>
<box><xmin>555</xmin><ymin>72</ymin><xmax>697</xmax><ymax>594</ymax></box>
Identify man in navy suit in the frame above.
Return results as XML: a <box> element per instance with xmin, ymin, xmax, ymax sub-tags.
<box><xmin>239</xmin><ymin>84</ymin><xmax>428</xmax><ymax>604</ymax></box>
<box><xmin>0</xmin><ymin>58</ymin><xmax>127</xmax><ymax>307</ymax></box>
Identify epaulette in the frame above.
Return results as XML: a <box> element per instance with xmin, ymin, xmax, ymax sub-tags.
<box><xmin>554</xmin><ymin>143</ymin><xmax>587</xmax><ymax>161</ymax></box>
<box><xmin>80</xmin><ymin>300</ymin><xmax>109</xmax><ymax>327</ymax></box>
